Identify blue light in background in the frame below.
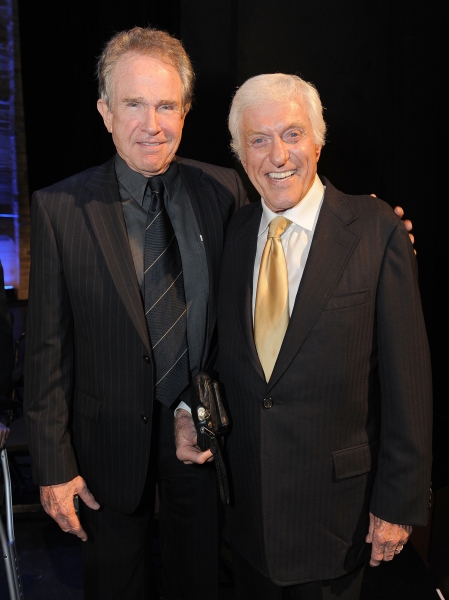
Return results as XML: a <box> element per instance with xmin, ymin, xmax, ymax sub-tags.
<box><xmin>0</xmin><ymin>0</ymin><xmax>20</xmax><ymax>290</ymax></box>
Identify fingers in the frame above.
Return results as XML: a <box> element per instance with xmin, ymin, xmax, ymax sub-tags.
<box><xmin>176</xmin><ymin>444</ymin><xmax>214</xmax><ymax>465</ymax></box>
<box><xmin>402</xmin><ymin>219</ymin><xmax>413</xmax><ymax>232</ymax></box>
<box><xmin>174</xmin><ymin>410</ymin><xmax>214</xmax><ymax>464</ymax></box>
<box><xmin>367</xmin><ymin>513</ymin><xmax>412</xmax><ymax>567</ymax></box>
<box><xmin>40</xmin><ymin>476</ymin><xmax>100</xmax><ymax>541</ymax></box>
<box><xmin>393</xmin><ymin>205</ymin><xmax>404</xmax><ymax>218</ymax></box>
<box><xmin>370</xmin><ymin>537</ymin><xmax>408</xmax><ymax>566</ymax></box>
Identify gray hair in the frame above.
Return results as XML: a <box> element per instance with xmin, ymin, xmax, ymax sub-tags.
<box><xmin>97</xmin><ymin>27</ymin><xmax>194</xmax><ymax>113</ymax></box>
<box><xmin>228</xmin><ymin>73</ymin><xmax>326</xmax><ymax>161</ymax></box>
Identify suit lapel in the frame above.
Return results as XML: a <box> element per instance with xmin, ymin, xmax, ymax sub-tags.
<box><xmin>231</xmin><ymin>203</ymin><xmax>265</xmax><ymax>378</ymax></box>
<box><xmin>178</xmin><ymin>162</ymin><xmax>224</xmax><ymax>354</ymax></box>
<box><xmin>267</xmin><ymin>181</ymin><xmax>360</xmax><ymax>391</ymax></box>
<box><xmin>83</xmin><ymin>159</ymin><xmax>151</xmax><ymax>353</ymax></box>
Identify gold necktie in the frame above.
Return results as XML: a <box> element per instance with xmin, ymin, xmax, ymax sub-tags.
<box><xmin>254</xmin><ymin>216</ymin><xmax>292</xmax><ymax>381</ymax></box>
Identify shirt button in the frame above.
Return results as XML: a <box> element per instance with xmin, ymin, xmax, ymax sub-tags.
<box><xmin>143</xmin><ymin>355</ymin><xmax>150</xmax><ymax>363</ymax></box>
<box><xmin>141</xmin><ymin>415</ymin><xmax>148</xmax><ymax>424</ymax></box>
<box><xmin>262</xmin><ymin>398</ymin><xmax>273</xmax><ymax>409</ymax></box>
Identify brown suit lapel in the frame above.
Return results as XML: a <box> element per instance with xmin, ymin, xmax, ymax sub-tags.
<box><xmin>266</xmin><ymin>180</ymin><xmax>360</xmax><ymax>391</ymax></box>
<box><xmin>83</xmin><ymin>160</ymin><xmax>151</xmax><ymax>354</ymax></box>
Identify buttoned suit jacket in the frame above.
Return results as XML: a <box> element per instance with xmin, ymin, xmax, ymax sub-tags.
<box><xmin>24</xmin><ymin>155</ymin><xmax>246</xmax><ymax>513</ymax></box>
<box><xmin>217</xmin><ymin>178</ymin><xmax>432</xmax><ymax>585</ymax></box>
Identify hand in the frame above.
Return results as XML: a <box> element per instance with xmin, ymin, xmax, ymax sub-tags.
<box><xmin>0</xmin><ymin>422</ymin><xmax>9</xmax><ymax>448</ymax></box>
<box><xmin>393</xmin><ymin>206</ymin><xmax>415</xmax><ymax>250</ymax></box>
<box><xmin>174</xmin><ymin>408</ymin><xmax>213</xmax><ymax>465</ymax></box>
<box><xmin>366</xmin><ymin>511</ymin><xmax>412</xmax><ymax>566</ymax></box>
<box><xmin>40</xmin><ymin>475</ymin><xmax>100</xmax><ymax>541</ymax></box>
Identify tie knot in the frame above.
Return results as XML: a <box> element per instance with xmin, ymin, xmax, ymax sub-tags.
<box><xmin>268</xmin><ymin>216</ymin><xmax>292</xmax><ymax>239</ymax></box>
<box><xmin>148</xmin><ymin>175</ymin><xmax>165</xmax><ymax>196</ymax></box>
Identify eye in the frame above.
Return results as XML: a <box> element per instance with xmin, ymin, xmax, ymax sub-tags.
<box><xmin>284</xmin><ymin>129</ymin><xmax>304</xmax><ymax>143</ymax></box>
<box><xmin>159</xmin><ymin>104</ymin><xmax>176</xmax><ymax>112</ymax></box>
<box><xmin>249</xmin><ymin>136</ymin><xmax>269</xmax><ymax>149</ymax></box>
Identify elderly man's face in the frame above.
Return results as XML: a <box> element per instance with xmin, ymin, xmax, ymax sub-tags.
<box><xmin>97</xmin><ymin>53</ymin><xmax>186</xmax><ymax>177</ymax></box>
<box><xmin>240</xmin><ymin>99</ymin><xmax>321</xmax><ymax>212</ymax></box>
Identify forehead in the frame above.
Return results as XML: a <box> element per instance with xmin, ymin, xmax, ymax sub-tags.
<box><xmin>111</xmin><ymin>52</ymin><xmax>182</xmax><ymax>93</ymax></box>
<box><xmin>242</xmin><ymin>98</ymin><xmax>309</xmax><ymax>133</ymax></box>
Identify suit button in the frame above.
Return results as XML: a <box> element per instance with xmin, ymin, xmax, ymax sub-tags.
<box><xmin>143</xmin><ymin>355</ymin><xmax>150</xmax><ymax>363</ymax></box>
<box><xmin>262</xmin><ymin>398</ymin><xmax>273</xmax><ymax>409</ymax></box>
<box><xmin>141</xmin><ymin>415</ymin><xmax>148</xmax><ymax>424</ymax></box>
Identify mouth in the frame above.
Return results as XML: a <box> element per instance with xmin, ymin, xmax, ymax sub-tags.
<box><xmin>138</xmin><ymin>141</ymin><xmax>164</xmax><ymax>147</ymax></box>
<box><xmin>267</xmin><ymin>170</ymin><xmax>296</xmax><ymax>181</ymax></box>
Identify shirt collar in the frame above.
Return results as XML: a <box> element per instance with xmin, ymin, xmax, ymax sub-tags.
<box><xmin>114</xmin><ymin>154</ymin><xmax>180</xmax><ymax>206</ymax></box>
<box><xmin>258</xmin><ymin>173</ymin><xmax>325</xmax><ymax>236</ymax></box>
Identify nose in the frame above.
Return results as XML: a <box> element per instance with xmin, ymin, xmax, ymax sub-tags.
<box><xmin>269</xmin><ymin>135</ymin><xmax>289</xmax><ymax>167</ymax></box>
<box><xmin>141</xmin><ymin>107</ymin><xmax>161</xmax><ymax>135</ymax></box>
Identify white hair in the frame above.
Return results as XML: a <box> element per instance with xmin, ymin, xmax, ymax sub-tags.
<box><xmin>228</xmin><ymin>73</ymin><xmax>326</xmax><ymax>161</ymax></box>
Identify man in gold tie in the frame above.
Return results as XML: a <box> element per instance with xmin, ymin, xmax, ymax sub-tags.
<box><xmin>179</xmin><ymin>73</ymin><xmax>432</xmax><ymax>599</ymax></box>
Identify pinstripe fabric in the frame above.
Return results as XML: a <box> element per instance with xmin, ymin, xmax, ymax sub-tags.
<box><xmin>24</xmin><ymin>156</ymin><xmax>247</xmax><ymax>515</ymax></box>
<box><xmin>217</xmin><ymin>178</ymin><xmax>432</xmax><ymax>586</ymax></box>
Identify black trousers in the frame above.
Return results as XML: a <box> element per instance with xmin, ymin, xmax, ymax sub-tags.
<box><xmin>80</xmin><ymin>403</ymin><xmax>221</xmax><ymax>600</ymax></box>
<box><xmin>232</xmin><ymin>552</ymin><xmax>365</xmax><ymax>600</ymax></box>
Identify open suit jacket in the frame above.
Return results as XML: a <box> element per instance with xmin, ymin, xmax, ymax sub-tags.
<box><xmin>217</xmin><ymin>178</ymin><xmax>432</xmax><ymax>586</ymax></box>
<box><xmin>24</xmin><ymin>155</ymin><xmax>246</xmax><ymax>514</ymax></box>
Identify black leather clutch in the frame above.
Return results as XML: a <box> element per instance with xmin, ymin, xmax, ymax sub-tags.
<box><xmin>191</xmin><ymin>371</ymin><xmax>232</xmax><ymax>504</ymax></box>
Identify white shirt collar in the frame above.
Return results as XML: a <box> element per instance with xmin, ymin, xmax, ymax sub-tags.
<box><xmin>258</xmin><ymin>174</ymin><xmax>325</xmax><ymax>236</ymax></box>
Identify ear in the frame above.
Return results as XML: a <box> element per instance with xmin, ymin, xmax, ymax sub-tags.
<box><xmin>315</xmin><ymin>145</ymin><xmax>322</xmax><ymax>162</ymax></box>
<box><xmin>97</xmin><ymin>99</ymin><xmax>113</xmax><ymax>133</ymax></box>
<box><xmin>180</xmin><ymin>107</ymin><xmax>189</xmax><ymax>129</ymax></box>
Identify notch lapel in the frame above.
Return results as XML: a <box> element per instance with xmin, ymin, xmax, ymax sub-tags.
<box><xmin>83</xmin><ymin>160</ymin><xmax>151</xmax><ymax>354</ymax></box>
<box><xmin>230</xmin><ymin>203</ymin><xmax>265</xmax><ymax>379</ymax></box>
<box><xmin>267</xmin><ymin>184</ymin><xmax>360</xmax><ymax>391</ymax></box>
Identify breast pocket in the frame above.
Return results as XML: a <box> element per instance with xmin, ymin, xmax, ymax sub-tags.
<box><xmin>323</xmin><ymin>289</ymin><xmax>369</xmax><ymax>311</ymax></box>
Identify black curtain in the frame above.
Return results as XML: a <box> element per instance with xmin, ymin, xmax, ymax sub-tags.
<box><xmin>18</xmin><ymin>0</ymin><xmax>447</xmax><ymax>485</ymax></box>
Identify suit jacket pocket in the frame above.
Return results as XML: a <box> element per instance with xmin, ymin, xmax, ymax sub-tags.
<box><xmin>333</xmin><ymin>441</ymin><xmax>379</xmax><ymax>479</ymax></box>
<box><xmin>73</xmin><ymin>389</ymin><xmax>100</xmax><ymax>423</ymax></box>
<box><xmin>323</xmin><ymin>289</ymin><xmax>369</xmax><ymax>311</ymax></box>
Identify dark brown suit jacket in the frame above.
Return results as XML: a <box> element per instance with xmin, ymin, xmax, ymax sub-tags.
<box><xmin>217</xmin><ymin>178</ymin><xmax>432</xmax><ymax>585</ymax></box>
<box><xmin>24</xmin><ymin>156</ymin><xmax>246</xmax><ymax>513</ymax></box>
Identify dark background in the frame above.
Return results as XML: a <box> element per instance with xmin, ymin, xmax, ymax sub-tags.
<box><xmin>17</xmin><ymin>0</ymin><xmax>447</xmax><ymax>485</ymax></box>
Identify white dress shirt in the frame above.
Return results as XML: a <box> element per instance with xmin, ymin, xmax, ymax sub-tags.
<box><xmin>252</xmin><ymin>174</ymin><xmax>325</xmax><ymax>319</ymax></box>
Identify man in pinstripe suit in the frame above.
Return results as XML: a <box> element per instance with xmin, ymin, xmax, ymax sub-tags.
<box><xmin>24</xmin><ymin>27</ymin><xmax>246</xmax><ymax>600</ymax></box>
<box><xmin>213</xmin><ymin>74</ymin><xmax>431</xmax><ymax>599</ymax></box>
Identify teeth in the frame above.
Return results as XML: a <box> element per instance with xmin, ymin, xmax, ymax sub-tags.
<box><xmin>268</xmin><ymin>170</ymin><xmax>296</xmax><ymax>180</ymax></box>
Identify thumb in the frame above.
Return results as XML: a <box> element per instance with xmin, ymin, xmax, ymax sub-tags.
<box><xmin>78</xmin><ymin>485</ymin><xmax>100</xmax><ymax>510</ymax></box>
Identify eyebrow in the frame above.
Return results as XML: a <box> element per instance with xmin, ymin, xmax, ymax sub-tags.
<box><xmin>121</xmin><ymin>97</ymin><xmax>180</xmax><ymax>108</ymax></box>
<box><xmin>122</xmin><ymin>96</ymin><xmax>146</xmax><ymax>103</ymax></box>
<box><xmin>246</xmin><ymin>123</ymin><xmax>306</xmax><ymax>136</ymax></box>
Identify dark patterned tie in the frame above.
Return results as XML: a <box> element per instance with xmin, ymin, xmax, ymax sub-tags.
<box><xmin>144</xmin><ymin>175</ymin><xmax>189</xmax><ymax>407</ymax></box>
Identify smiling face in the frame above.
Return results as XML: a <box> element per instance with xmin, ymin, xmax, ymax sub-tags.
<box><xmin>240</xmin><ymin>99</ymin><xmax>322</xmax><ymax>212</ymax></box>
<box><xmin>97</xmin><ymin>53</ymin><xmax>186</xmax><ymax>176</ymax></box>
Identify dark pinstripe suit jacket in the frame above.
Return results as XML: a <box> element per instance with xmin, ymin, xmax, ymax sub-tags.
<box><xmin>24</xmin><ymin>155</ymin><xmax>246</xmax><ymax>513</ymax></box>
<box><xmin>217</xmin><ymin>178</ymin><xmax>432</xmax><ymax>585</ymax></box>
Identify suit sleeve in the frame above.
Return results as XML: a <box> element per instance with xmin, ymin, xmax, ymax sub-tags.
<box><xmin>24</xmin><ymin>192</ymin><xmax>79</xmax><ymax>485</ymax></box>
<box><xmin>370</xmin><ymin>220</ymin><xmax>432</xmax><ymax>525</ymax></box>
